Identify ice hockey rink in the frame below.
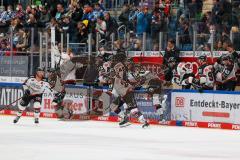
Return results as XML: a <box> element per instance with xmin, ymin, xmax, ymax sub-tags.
<box><xmin>0</xmin><ymin>115</ymin><xmax>240</xmax><ymax>160</ymax></box>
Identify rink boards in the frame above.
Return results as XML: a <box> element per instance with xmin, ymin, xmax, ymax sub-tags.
<box><xmin>1</xmin><ymin>83</ymin><xmax>240</xmax><ymax>130</ymax></box>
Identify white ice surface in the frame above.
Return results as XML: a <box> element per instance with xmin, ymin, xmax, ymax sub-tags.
<box><xmin>0</xmin><ymin>115</ymin><xmax>240</xmax><ymax>160</ymax></box>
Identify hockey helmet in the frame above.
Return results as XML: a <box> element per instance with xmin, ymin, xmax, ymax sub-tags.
<box><xmin>183</xmin><ymin>62</ymin><xmax>193</xmax><ymax>74</ymax></box>
<box><xmin>221</xmin><ymin>54</ymin><xmax>231</xmax><ymax>61</ymax></box>
<box><xmin>198</xmin><ymin>55</ymin><xmax>207</xmax><ymax>61</ymax></box>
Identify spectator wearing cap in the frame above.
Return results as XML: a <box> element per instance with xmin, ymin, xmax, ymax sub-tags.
<box><xmin>104</xmin><ymin>12</ymin><xmax>118</xmax><ymax>41</ymax></box>
<box><xmin>163</xmin><ymin>39</ymin><xmax>180</xmax><ymax>66</ymax></box>
<box><xmin>76</xmin><ymin>21</ymin><xmax>88</xmax><ymax>43</ymax></box>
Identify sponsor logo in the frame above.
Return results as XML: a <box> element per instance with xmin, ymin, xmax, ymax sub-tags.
<box><xmin>208</xmin><ymin>123</ymin><xmax>221</xmax><ymax>128</ymax></box>
<box><xmin>232</xmin><ymin>125</ymin><xmax>240</xmax><ymax>130</ymax></box>
<box><xmin>184</xmin><ymin>121</ymin><xmax>198</xmax><ymax>127</ymax></box>
<box><xmin>43</xmin><ymin>113</ymin><xmax>54</xmax><ymax>118</ymax></box>
<box><xmin>190</xmin><ymin>99</ymin><xmax>240</xmax><ymax>111</ymax></box>
<box><xmin>175</xmin><ymin>97</ymin><xmax>185</xmax><ymax>107</ymax></box>
<box><xmin>98</xmin><ymin>116</ymin><xmax>109</xmax><ymax>121</ymax></box>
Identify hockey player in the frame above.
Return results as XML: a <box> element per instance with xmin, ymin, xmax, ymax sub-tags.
<box><xmin>214</xmin><ymin>54</ymin><xmax>238</xmax><ymax>91</ymax></box>
<box><xmin>47</xmin><ymin>68</ymin><xmax>69</xmax><ymax>119</ymax></box>
<box><xmin>183</xmin><ymin>55</ymin><xmax>214</xmax><ymax>90</ymax></box>
<box><xmin>126</xmin><ymin>59</ymin><xmax>167</xmax><ymax>121</ymax></box>
<box><xmin>172</xmin><ymin>62</ymin><xmax>195</xmax><ymax>89</ymax></box>
<box><xmin>13</xmin><ymin>67</ymin><xmax>50</xmax><ymax>124</ymax></box>
<box><xmin>109</xmin><ymin>53</ymin><xmax>149</xmax><ymax>128</ymax></box>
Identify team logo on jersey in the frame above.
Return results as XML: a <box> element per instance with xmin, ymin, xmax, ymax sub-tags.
<box><xmin>175</xmin><ymin>97</ymin><xmax>185</xmax><ymax>107</ymax></box>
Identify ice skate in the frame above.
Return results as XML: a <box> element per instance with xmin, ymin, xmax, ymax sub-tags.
<box><xmin>142</xmin><ymin>121</ymin><xmax>150</xmax><ymax>128</ymax></box>
<box><xmin>13</xmin><ymin>116</ymin><xmax>21</xmax><ymax>124</ymax></box>
<box><xmin>119</xmin><ymin>116</ymin><xmax>131</xmax><ymax>127</ymax></box>
<box><xmin>34</xmin><ymin>118</ymin><xmax>39</xmax><ymax>124</ymax></box>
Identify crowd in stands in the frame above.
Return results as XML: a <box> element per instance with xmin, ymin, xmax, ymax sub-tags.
<box><xmin>0</xmin><ymin>0</ymin><xmax>239</xmax><ymax>54</ymax></box>
<box><xmin>0</xmin><ymin>0</ymin><xmax>240</xmax><ymax>90</ymax></box>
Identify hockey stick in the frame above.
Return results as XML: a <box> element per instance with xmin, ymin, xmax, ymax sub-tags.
<box><xmin>0</xmin><ymin>96</ymin><xmax>23</xmax><ymax>111</ymax></box>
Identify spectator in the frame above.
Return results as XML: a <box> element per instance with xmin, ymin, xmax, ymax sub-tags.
<box><xmin>118</xmin><ymin>4</ymin><xmax>131</xmax><ymax>29</ymax></box>
<box><xmin>0</xmin><ymin>40</ymin><xmax>9</xmax><ymax>56</ymax></box>
<box><xmin>15</xmin><ymin>4</ymin><xmax>25</xmax><ymax>20</ymax></box>
<box><xmin>92</xmin><ymin>3</ymin><xmax>104</xmax><ymax>21</ymax></box>
<box><xmin>231</xmin><ymin>26</ymin><xmax>240</xmax><ymax>50</ymax></box>
<box><xmin>104</xmin><ymin>12</ymin><xmax>118</xmax><ymax>41</ymax></box>
<box><xmin>82</xmin><ymin>4</ymin><xmax>94</xmax><ymax>21</ymax></box>
<box><xmin>16</xmin><ymin>28</ymin><xmax>28</xmax><ymax>52</ymax></box>
<box><xmin>179</xmin><ymin>21</ymin><xmax>192</xmax><ymax>50</ymax></box>
<box><xmin>39</xmin><ymin>6</ymin><xmax>51</xmax><ymax>27</ymax></box>
<box><xmin>226</xmin><ymin>43</ymin><xmax>240</xmax><ymax>64</ymax></box>
<box><xmin>136</xmin><ymin>6</ymin><xmax>151</xmax><ymax>37</ymax></box>
<box><xmin>71</xmin><ymin>3</ymin><xmax>83</xmax><ymax>22</ymax></box>
<box><xmin>0</xmin><ymin>5</ymin><xmax>15</xmax><ymax>24</ymax></box>
<box><xmin>95</xmin><ymin>16</ymin><xmax>106</xmax><ymax>38</ymax></box>
<box><xmin>151</xmin><ymin>9</ymin><xmax>164</xmax><ymax>43</ymax></box>
<box><xmin>8</xmin><ymin>18</ymin><xmax>21</xmax><ymax>34</ymax></box>
<box><xmin>55</xmin><ymin>4</ymin><xmax>65</xmax><ymax>21</ymax></box>
<box><xmin>215</xmin><ymin>40</ymin><xmax>224</xmax><ymax>51</ymax></box>
<box><xmin>76</xmin><ymin>21</ymin><xmax>88</xmax><ymax>43</ymax></box>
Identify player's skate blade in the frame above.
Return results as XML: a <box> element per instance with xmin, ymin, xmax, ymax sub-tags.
<box><xmin>34</xmin><ymin>118</ymin><xmax>39</xmax><ymax>124</ymax></box>
<box><xmin>119</xmin><ymin>117</ymin><xmax>131</xmax><ymax>128</ymax></box>
<box><xmin>13</xmin><ymin>116</ymin><xmax>21</xmax><ymax>124</ymax></box>
<box><xmin>142</xmin><ymin>121</ymin><xmax>150</xmax><ymax>128</ymax></box>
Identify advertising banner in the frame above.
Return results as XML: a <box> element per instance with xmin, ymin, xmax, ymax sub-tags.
<box><xmin>0</xmin><ymin>83</ymin><xmax>89</xmax><ymax>114</ymax></box>
<box><xmin>0</xmin><ymin>56</ymin><xmax>29</xmax><ymax>82</ymax></box>
<box><xmin>91</xmin><ymin>87</ymin><xmax>171</xmax><ymax>121</ymax></box>
<box><xmin>171</xmin><ymin>90</ymin><xmax>240</xmax><ymax>124</ymax></box>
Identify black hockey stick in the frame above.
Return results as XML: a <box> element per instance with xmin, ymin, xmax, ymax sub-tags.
<box><xmin>0</xmin><ymin>96</ymin><xmax>23</xmax><ymax>111</ymax></box>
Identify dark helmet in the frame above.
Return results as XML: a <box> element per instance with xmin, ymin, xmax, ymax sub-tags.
<box><xmin>198</xmin><ymin>55</ymin><xmax>207</xmax><ymax>61</ymax></box>
<box><xmin>221</xmin><ymin>54</ymin><xmax>231</xmax><ymax>61</ymax></box>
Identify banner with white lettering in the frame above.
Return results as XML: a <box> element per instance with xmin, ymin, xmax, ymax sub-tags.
<box><xmin>0</xmin><ymin>84</ymin><xmax>89</xmax><ymax>114</ymax></box>
<box><xmin>171</xmin><ymin>90</ymin><xmax>240</xmax><ymax>124</ymax></box>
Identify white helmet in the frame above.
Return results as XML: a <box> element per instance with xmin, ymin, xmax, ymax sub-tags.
<box><xmin>183</xmin><ymin>62</ymin><xmax>193</xmax><ymax>74</ymax></box>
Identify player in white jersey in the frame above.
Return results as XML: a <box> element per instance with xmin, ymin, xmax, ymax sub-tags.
<box><xmin>126</xmin><ymin>59</ymin><xmax>167</xmax><ymax>121</ymax></box>
<box><xmin>13</xmin><ymin>67</ymin><xmax>50</xmax><ymax>124</ymax></box>
<box><xmin>172</xmin><ymin>62</ymin><xmax>195</xmax><ymax>89</ymax></box>
<box><xmin>109</xmin><ymin>54</ymin><xmax>149</xmax><ymax>128</ymax></box>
